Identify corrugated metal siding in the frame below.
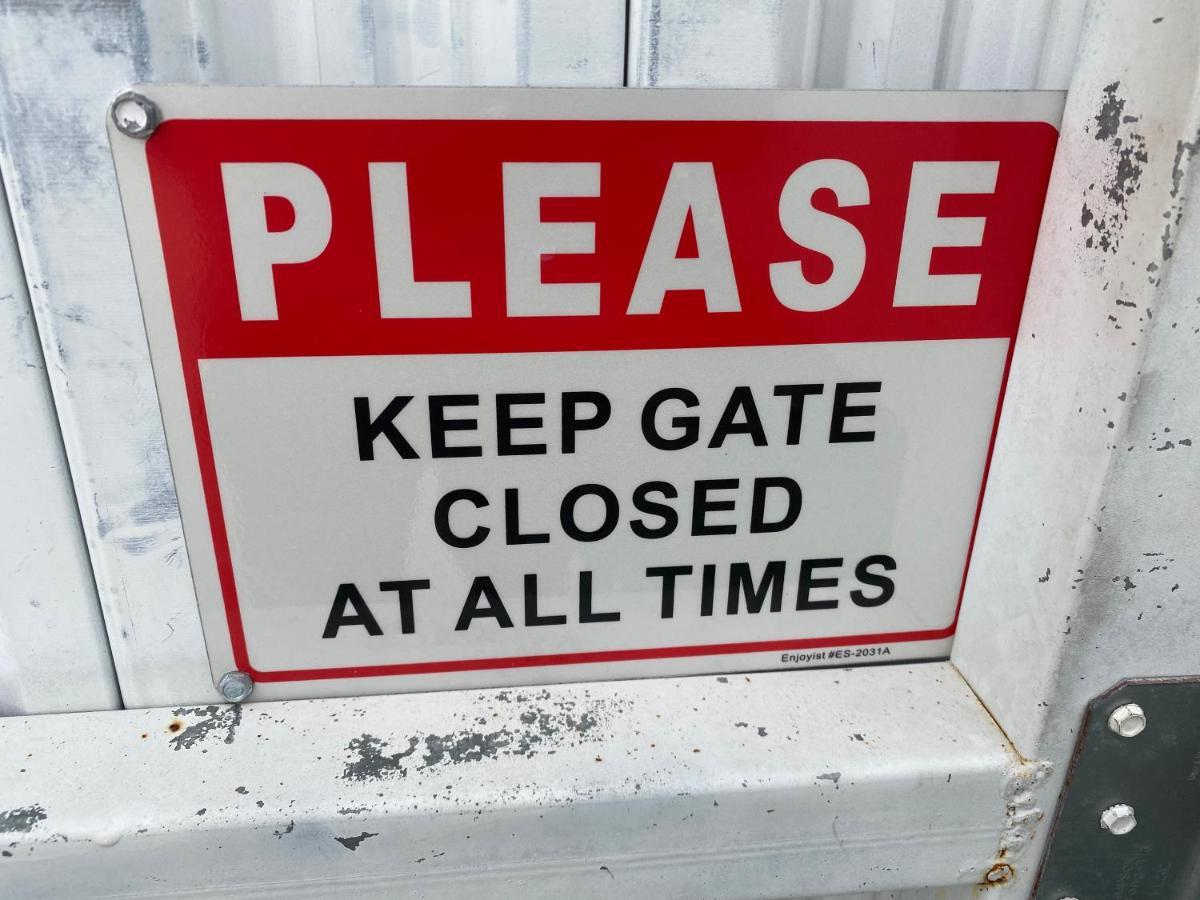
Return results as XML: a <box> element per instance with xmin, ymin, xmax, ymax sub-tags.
<box><xmin>0</xmin><ymin>0</ymin><xmax>1085</xmax><ymax>709</ymax></box>
<box><xmin>627</xmin><ymin>0</ymin><xmax>1087</xmax><ymax>89</ymax></box>
<box><xmin>0</xmin><ymin>0</ymin><xmax>627</xmax><ymax>710</ymax></box>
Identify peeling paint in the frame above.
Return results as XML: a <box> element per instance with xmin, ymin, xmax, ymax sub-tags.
<box><xmin>1082</xmin><ymin>82</ymin><xmax>1147</xmax><ymax>255</ymax></box>
<box><xmin>342</xmin><ymin>734</ymin><xmax>419</xmax><ymax>782</ymax></box>
<box><xmin>169</xmin><ymin>705</ymin><xmax>241</xmax><ymax>751</ymax></box>
<box><xmin>342</xmin><ymin>696</ymin><xmax>618</xmax><ymax>782</ymax></box>
<box><xmin>0</xmin><ymin>805</ymin><xmax>47</xmax><ymax>834</ymax></box>
<box><xmin>335</xmin><ymin>831</ymin><xmax>378</xmax><ymax>851</ymax></box>
<box><xmin>1161</xmin><ymin>129</ymin><xmax>1200</xmax><ymax>263</ymax></box>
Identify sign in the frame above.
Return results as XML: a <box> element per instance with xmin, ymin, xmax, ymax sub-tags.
<box><xmin>110</xmin><ymin>87</ymin><xmax>1062</xmax><ymax>700</ymax></box>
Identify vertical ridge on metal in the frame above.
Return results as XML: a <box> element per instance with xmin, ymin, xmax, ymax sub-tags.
<box><xmin>0</xmin><ymin>178</ymin><xmax>119</xmax><ymax>714</ymax></box>
<box><xmin>952</xmin><ymin>0</ymin><xmax>1200</xmax><ymax>886</ymax></box>
<box><xmin>625</xmin><ymin>0</ymin><xmax>1086</xmax><ymax>90</ymax></box>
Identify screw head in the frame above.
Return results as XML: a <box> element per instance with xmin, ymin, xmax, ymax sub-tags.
<box><xmin>110</xmin><ymin>90</ymin><xmax>160</xmax><ymax>138</ymax></box>
<box><xmin>218</xmin><ymin>670</ymin><xmax>254</xmax><ymax>703</ymax></box>
<box><xmin>1100</xmin><ymin>803</ymin><xmax>1137</xmax><ymax>835</ymax></box>
<box><xmin>1108</xmin><ymin>702</ymin><xmax>1147</xmax><ymax>737</ymax></box>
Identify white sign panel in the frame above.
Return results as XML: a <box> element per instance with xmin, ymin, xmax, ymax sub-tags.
<box><xmin>109</xmin><ymin>87</ymin><xmax>1062</xmax><ymax>699</ymax></box>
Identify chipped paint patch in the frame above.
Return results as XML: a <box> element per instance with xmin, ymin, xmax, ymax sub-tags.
<box><xmin>168</xmin><ymin>705</ymin><xmax>241</xmax><ymax>751</ymax></box>
<box><xmin>335</xmin><ymin>831</ymin><xmax>379</xmax><ymax>851</ymax></box>
<box><xmin>1160</xmin><ymin>128</ymin><xmax>1200</xmax><ymax>265</ymax></box>
<box><xmin>341</xmin><ymin>695</ymin><xmax>622</xmax><ymax>782</ymax></box>
<box><xmin>342</xmin><ymin>734</ymin><xmax>419</xmax><ymax>782</ymax></box>
<box><xmin>1081</xmin><ymin>82</ymin><xmax>1147</xmax><ymax>255</ymax></box>
<box><xmin>0</xmin><ymin>805</ymin><xmax>47</xmax><ymax>834</ymax></box>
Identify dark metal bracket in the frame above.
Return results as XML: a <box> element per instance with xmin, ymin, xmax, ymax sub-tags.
<box><xmin>1034</xmin><ymin>677</ymin><xmax>1200</xmax><ymax>900</ymax></box>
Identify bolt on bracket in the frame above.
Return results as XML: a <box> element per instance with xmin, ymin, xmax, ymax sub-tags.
<box><xmin>1034</xmin><ymin>677</ymin><xmax>1200</xmax><ymax>899</ymax></box>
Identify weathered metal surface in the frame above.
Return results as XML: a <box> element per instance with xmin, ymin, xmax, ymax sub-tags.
<box><xmin>1034</xmin><ymin>678</ymin><xmax>1200</xmax><ymax>900</ymax></box>
<box><xmin>0</xmin><ymin>0</ymin><xmax>625</xmax><ymax>708</ymax></box>
<box><xmin>0</xmin><ymin>179</ymin><xmax>119</xmax><ymax>715</ymax></box>
<box><xmin>0</xmin><ymin>662</ymin><xmax>1030</xmax><ymax>898</ymax></box>
<box><xmin>627</xmin><ymin>0</ymin><xmax>1087</xmax><ymax>89</ymax></box>
<box><xmin>952</xmin><ymin>0</ymin><xmax>1200</xmax><ymax>889</ymax></box>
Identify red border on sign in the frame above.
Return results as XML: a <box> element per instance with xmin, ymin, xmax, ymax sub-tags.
<box><xmin>144</xmin><ymin>117</ymin><xmax>1057</xmax><ymax>682</ymax></box>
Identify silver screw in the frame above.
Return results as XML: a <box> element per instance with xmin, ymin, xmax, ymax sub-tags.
<box><xmin>110</xmin><ymin>90</ymin><xmax>160</xmax><ymax>138</ymax></box>
<box><xmin>1100</xmin><ymin>803</ymin><xmax>1137</xmax><ymax>835</ymax></box>
<box><xmin>218</xmin><ymin>671</ymin><xmax>254</xmax><ymax>703</ymax></box>
<box><xmin>1108</xmin><ymin>702</ymin><xmax>1147</xmax><ymax>738</ymax></box>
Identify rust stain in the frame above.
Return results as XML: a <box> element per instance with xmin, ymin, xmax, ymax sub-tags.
<box><xmin>166</xmin><ymin>719</ymin><xmax>184</xmax><ymax>734</ymax></box>
<box><xmin>979</xmin><ymin>861</ymin><xmax>1015</xmax><ymax>889</ymax></box>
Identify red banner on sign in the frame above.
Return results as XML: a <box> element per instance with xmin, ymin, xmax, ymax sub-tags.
<box><xmin>147</xmin><ymin>119</ymin><xmax>1056</xmax><ymax>360</ymax></box>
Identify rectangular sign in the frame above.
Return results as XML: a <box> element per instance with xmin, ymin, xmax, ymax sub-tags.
<box><xmin>110</xmin><ymin>87</ymin><xmax>1061</xmax><ymax>700</ymax></box>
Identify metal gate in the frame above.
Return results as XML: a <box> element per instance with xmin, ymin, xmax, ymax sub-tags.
<box><xmin>3</xmin><ymin>2</ymin><xmax>1198</xmax><ymax>897</ymax></box>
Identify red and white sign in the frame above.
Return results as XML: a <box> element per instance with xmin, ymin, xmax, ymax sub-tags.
<box><xmin>110</xmin><ymin>87</ymin><xmax>1061</xmax><ymax>700</ymax></box>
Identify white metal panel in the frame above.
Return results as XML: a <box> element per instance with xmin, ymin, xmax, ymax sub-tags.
<box><xmin>952</xmin><ymin>0</ymin><xmax>1200</xmax><ymax>876</ymax></box>
<box><xmin>0</xmin><ymin>663</ymin><xmax>1030</xmax><ymax>898</ymax></box>
<box><xmin>627</xmin><ymin>0</ymin><xmax>1087</xmax><ymax>89</ymax></box>
<box><xmin>0</xmin><ymin>182</ymin><xmax>118</xmax><ymax>715</ymax></box>
<box><xmin>0</xmin><ymin>0</ymin><xmax>626</xmax><ymax>708</ymax></box>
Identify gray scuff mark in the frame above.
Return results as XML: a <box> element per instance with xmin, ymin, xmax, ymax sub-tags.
<box><xmin>646</xmin><ymin>0</ymin><xmax>662</xmax><ymax>85</ymax></box>
<box><xmin>1038</xmin><ymin>568</ymin><xmax>1051</xmax><ymax>583</ymax></box>
<box><xmin>169</xmin><ymin>704</ymin><xmax>242</xmax><ymax>751</ymax></box>
<box><xmin>273</xmin><ymin>820</ymin><xmax>294</xmax><ymax>840</ymax></box>
<box><xmin>194</xmin><ymin>36</ymin><xmax>210</xmax><ymax>68</ymax></box>
<box><xmin>335</xmin><ymin>831</ymin><xmax>378</xmax><ymax>851</ymax></box>
<box><xmin>1</xmin><ymin>0</ymin><xmax>153</xmax><ymax>198</ymax></box>
<box><xmin>108</xmin><ymin>442</ymin><xmax>182</xmax><ymax>558</ymax></box>
<box><xmin>127</xmin><ymin>474</ymin><xmax>179</xmax><ymax>529</ymax></box>
<box><xmin>0</xmin><ymin>806</ymin><xmax>47</xmax><ymax>833</ymax></box>
<box><xmin>817</xmin><ymin>772</ymin><xmax>841</xmax><ymax>785</ymax></box>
